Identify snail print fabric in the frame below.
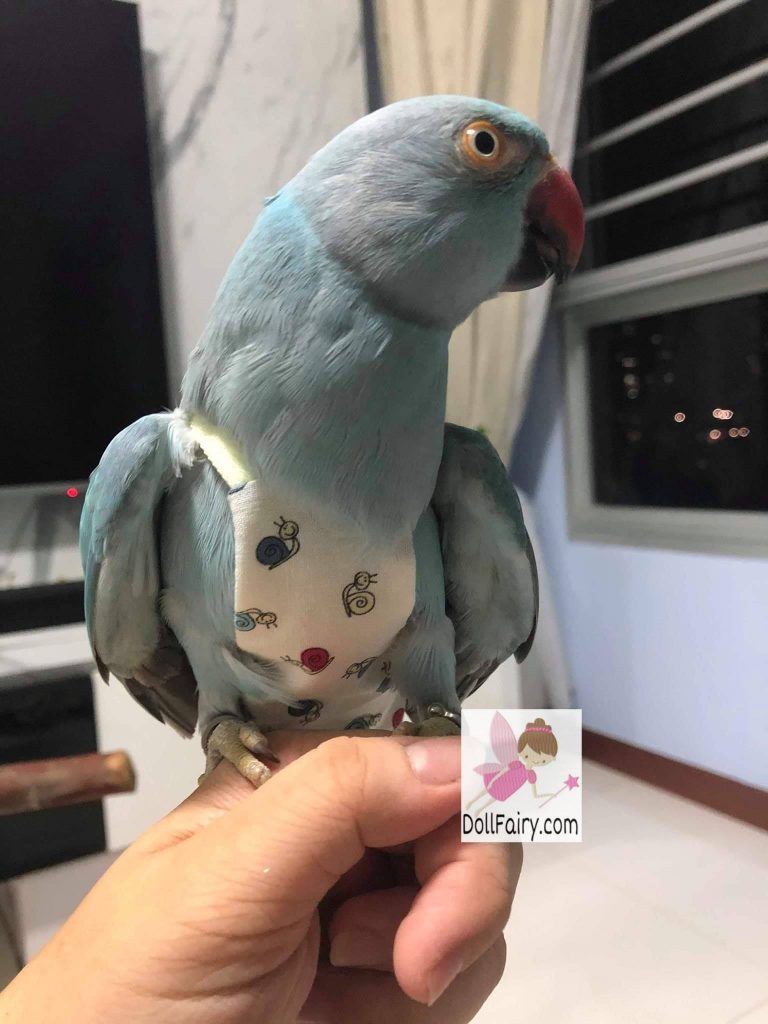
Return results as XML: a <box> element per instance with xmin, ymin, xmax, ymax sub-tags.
<box><xmin>227</xmin><ymin>480</ymin><xmax>415</xmax><ymax>731</ymax></box>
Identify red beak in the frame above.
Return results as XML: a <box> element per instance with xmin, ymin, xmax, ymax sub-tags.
<box><xmin>504</xmin><ymin>157</ymin><xmax>585</xmax><ymax>291</ymax></box>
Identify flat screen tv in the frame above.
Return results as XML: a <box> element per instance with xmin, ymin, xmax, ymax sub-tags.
<box><xmin>0</xmin><ymin>0</ymin><xmax>169</xmax><ymax>490</ymax></box>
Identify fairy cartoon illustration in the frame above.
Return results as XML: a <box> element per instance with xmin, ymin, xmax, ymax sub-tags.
<box><xmin>467</xmin><ymin>713</ymin><xmax>558</xmax><ymax>812</ymax></box>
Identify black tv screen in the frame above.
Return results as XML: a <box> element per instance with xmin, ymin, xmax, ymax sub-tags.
<box><xmin>0</xmin><ymin>0</ymin><xmax>169</xmax><ymax>487</ymax></box>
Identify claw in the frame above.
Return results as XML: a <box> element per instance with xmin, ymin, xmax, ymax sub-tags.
<box><xmin>238</xmin><ymin>722</ymin><xmax>280</xmax><ymax>763</ymax></box>
<box><xmin>393</xmin><ymin>720</ymin><xmax>418</xmax><ymax>736</ymax></box>
<box><xmin>203</xmin><ymin>718</ymin><xmax>275</xmax><ymax>788</ymax></box>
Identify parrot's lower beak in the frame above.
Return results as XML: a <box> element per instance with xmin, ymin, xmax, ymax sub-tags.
<box><xmin>503</xmin><ymin>156</ymin><xmax>585</xmax><ymax>292</ymax></box>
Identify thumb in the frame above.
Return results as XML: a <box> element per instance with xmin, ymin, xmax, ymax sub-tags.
<box><xmin>185</xmin><ymin>734</ymin><xmax>461</xmax><ymax>915</ymax></box>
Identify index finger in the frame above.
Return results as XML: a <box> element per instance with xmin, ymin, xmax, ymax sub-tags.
<box><xmin>395</xmin><ymin>819</ymin><xmax>522</xmax><ymax>1004</ymax></box>
<box><xmin>326</xmin><ymin>816</ymin><xmax>521</xmax><ymax>1004</ymax></box>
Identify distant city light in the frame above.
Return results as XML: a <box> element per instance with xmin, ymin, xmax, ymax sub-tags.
<box><xmin>674</xmin><ymin>412</ymin><xmax>686</xmax><ymax>423</ymax></box>
<box><xmin>708</xmin><ymin>429</ymin><xmax>721</xmax><ymax>441</ymax></box>
<box><xmin>739</xmin><ymin>427</ymin><xmax>750</xmax><ymax>437</ymax></box>
<box><xmin>621</xmin><ymin>357</ymin><xmax>638</xmax><ymax>368</ymax></box>
<box><xmin>713</xmin><ymin>408</ymin><xmax>734</xmax><ymax>420</ymax></box>
<box><xmin>627</xmin><ymin>388</ymin><xmax>639</xmax><ymax>399</ymax></box>
<box><xmin>728</xmin><ymin>427</ymin><xmax>739</xmax><ymax>438</ymax></box>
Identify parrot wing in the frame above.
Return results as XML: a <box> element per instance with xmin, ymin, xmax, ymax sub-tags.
<box><xmin>80</xmin><ymin>412</ymin><xmax>199</xmax><ymax>736</ymax></box>
<box><xmin>431</xmin><ymin>424</ymin><xmax>538</xmax><ymax>702</ymax></box>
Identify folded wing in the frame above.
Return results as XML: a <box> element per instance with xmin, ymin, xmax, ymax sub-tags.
<box><xmin>80</xmin><ymin>413</ymin><xmax>199</xmax><ymax>735</ymax></box>
<box><xmin>432</xmin><ymin>424</ymin><xmax>538</xmax><ymax>702</ymax></box>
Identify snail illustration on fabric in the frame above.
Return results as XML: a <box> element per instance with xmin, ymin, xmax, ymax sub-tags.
<box><xmin>343</xmin><ymin>656</ymin><xmax>376</xmax><ymax>680</ymax></box>
<box><xmin>345</xmin><ymin>712</ymin><xmax>383</xmax><ymax>730</ymax></box>
<box><xmin>234</xmin><ymin>608</ymin><xmax>278</xmax><ymax>631</ymax></box>
<box><xmin>377</xmin><ymin>660</ymin><xmax>392</xmax><ymax>693</ymax></box>
<box><xmin>256</xmin><ymin>516</ymin><xmax>300</xmax><ymax>569</ymax></box>
<box><xmin>281</xmin><ymin>647</ymin><xmax>334</xmax><ymax>674</ymax></box>
<box><xmin>342</xmin><ymin>570</ymin><xmax>378</xmax><ymax>616</ymax></box>
<box><xmin>287</xmin><ymin>698</ymin><xmax>323</xmax><ymax>725</ymax></box>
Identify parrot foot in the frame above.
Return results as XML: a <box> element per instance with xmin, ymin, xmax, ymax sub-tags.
<box><xmin>202</xmin><ymin>718</ymin><xmax>278</xmax><ymax>787</ymax></box>
<box><xmin>394</xmin><ymin>703</ymin><xmax>461</xmax><ymax>737</ymax></box>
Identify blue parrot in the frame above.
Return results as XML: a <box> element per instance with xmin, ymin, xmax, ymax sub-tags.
<box><xmin>80</xmin><ymin>96</ymin><xmax>584</xmax><ymax>784</ymax></box>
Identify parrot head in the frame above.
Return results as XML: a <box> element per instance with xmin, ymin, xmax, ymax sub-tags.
<box><xmin>287</xmin><ymin>95</ymin><xmax>585</xmax><ymax>328</ymax></box>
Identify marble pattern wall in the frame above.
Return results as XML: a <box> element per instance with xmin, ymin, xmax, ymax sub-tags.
<box><xmin>0</xmin><ymin>0</ymin><xmax>366</xmax><ymax>591</ymax></box>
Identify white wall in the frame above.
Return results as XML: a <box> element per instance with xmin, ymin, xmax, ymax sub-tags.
<box><xmin>513</xmin><ymin>320</ymin><xmax>768</xmax><ymax>791</ymax></box>
<box><xmin>138</xmin><ymin>0</ymin><xmax>367</xmax><ymax>393</ymax></box>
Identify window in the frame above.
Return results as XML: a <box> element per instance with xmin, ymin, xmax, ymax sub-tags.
<box><xmin>559</xmin><ymin>0</ymin><xmax>768</xmax><ymax>555</ymax></box>
<box><xmin>588</xmin><ymin>292</ymin><xmax>768</xmax><ymax>511</ymax></box>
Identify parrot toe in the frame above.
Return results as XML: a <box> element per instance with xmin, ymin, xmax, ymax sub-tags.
<box><xmin>393</xmin><ymin>720</ymin><xmax>419</xmax><ymax>736</ymax></box>
<box><xmin>394</xmin><ymin>703</ymin><xmax>461</xmax><ymax>737</ymax></box>
<box><xmin>203</xmin><ymin>717</ymin><xmax>276</xmax><ymax>788</ymax></box>
<box><xmin>413</xmin><ymin>715</ymin><xmax>461</xmax><ymax>737</ymax></box>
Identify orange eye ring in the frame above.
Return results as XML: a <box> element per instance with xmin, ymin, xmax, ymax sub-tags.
<box><xmin>459</xmin><ymin>120</ymin><xmax>528</xmax><ymax>171</ymax></box>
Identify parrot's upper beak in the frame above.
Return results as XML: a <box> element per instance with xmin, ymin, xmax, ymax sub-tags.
<box><xmin>503</xmin><ymin>156</ymin><xmax>585</xmax><ymax>292</ymax></box>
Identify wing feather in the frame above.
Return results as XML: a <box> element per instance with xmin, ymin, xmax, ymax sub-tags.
<box><xmin>80</xmin><ymin>412</ymin><xmax>199</xmax><ymax>736</ymax></box>
<box><xmin>432</xmin><ymin>424</ymin><xmax>538</xmax><ymax>703</ymax></box>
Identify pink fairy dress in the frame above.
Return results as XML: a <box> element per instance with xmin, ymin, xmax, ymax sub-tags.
<box><xmin>476</xmin><ymin>761</ymin><xmax>536</xmax><ymax>801</ymax></box>
<box><xmin>473</xmin><ymin>712</ymin><xmax>539</xmax><ymax>800</ymax></box>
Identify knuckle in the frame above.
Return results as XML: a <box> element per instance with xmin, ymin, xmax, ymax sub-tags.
<box><xmin>486</xmin><ymin>852</ymin><xmax>517</xmax><ymax>913</ymax></box>
<box><xmin>312</xmin><ymin>736</ymin><xmax>371</xmax><ymax>812</ymax></box>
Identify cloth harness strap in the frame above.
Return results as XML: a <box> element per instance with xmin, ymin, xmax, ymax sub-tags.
<box><xmin>187</xmin><ymin>415</ymin><xmax>251</xmax><ymax>490</ymax></box>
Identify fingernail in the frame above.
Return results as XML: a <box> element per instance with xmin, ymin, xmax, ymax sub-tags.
<box><xmin>427</xmin><ymin>952</ymin><xmax>465</xmax><ymax>1006</ymax></box>
<box><xmin>329</xmin><ymin>927</ymin><xmax>390</xmax><ymax>969</ymax></box>
<box><xmin>405</xmin><ymin>737</ymin><xmax>461</xmax><ymax>784</ymax></box>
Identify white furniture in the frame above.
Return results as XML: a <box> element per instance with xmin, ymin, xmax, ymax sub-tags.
<box><xmin>1</xmin><ymin>624</ymin><xmax>202</xmax><ymax>961</ymax></box>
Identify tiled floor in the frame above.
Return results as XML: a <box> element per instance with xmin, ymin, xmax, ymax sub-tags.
<box><xmin>2</xmin><ymin>763</ymin><xmax>766</xmax><ymax>1021</ymax></box>
<box><xmin>474</xmin><ymin>762</ymin><xmax>768</xmax><ymax>1024</ymax></box>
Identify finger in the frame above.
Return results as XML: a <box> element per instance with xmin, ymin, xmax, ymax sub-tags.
<box><xmin>321</xmin><ymin>848</ymin><xmax>395</xmax><ymax>915</ymax></box>
<box><xmin>394</xmin><ymin>818</ymin><xmax>522</xmax><ymax>1005</ymax></box>
<box><xmin>300</xmin><ymin>937</ymin><xmax>506</xmax><ymax>1023</ymax></box>
<box><xmin>328</xmin><ymin>885</ymin><xmax>418</xmax><ymax>971</ymax></box>
<box><xmin>138</xmin><ymin>730</ymin><xmax>388</xmax><ymax>850</ymax></box>
<box><xmin>180</xmin><ymin>735</ymin><xmax>461</xmax><ymax>933</ymax></box>
<box><xmin>318</xmin><ymin>849</ymin><xmax>396</xmax><ymax>962</ymax></box>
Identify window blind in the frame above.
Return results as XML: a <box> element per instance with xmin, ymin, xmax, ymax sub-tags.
<box><xmin>574</xmin><ymin>0</ymin><xmax>768</xmax><ymax>270</ymax></box>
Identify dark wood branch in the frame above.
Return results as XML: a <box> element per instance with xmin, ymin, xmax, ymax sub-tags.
<box><xmin>0</xmin><ymin>751</ymin><xmax>136</xmax><ymax>816</ymax></box>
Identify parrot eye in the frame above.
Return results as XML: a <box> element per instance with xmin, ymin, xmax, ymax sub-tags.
<box><xmin>459</xmin><ymin>120</ymin><xmax>529</xmax><ymax>172</ymax></box>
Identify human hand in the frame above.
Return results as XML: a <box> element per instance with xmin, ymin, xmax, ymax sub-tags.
<box><xmin>1</xmin><ymin>731</ymin><xmax>521</xmax><ymax>1024</ymax></box>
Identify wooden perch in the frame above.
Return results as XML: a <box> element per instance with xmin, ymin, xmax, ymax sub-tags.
<box><xmin>0</xmin><ymin>751</ymin><xmax>136</xmax><ymax>816</ymax></box>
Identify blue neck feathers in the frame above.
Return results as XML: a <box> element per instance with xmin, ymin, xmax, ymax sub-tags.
<box><xmin>181</xmin><ymin>194</ymin><xmax>450</xmax><ymax>536</ymax></box>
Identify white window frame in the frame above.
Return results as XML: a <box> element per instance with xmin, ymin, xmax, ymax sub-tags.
<box><xmin>556</xmin><ymin>223</ymin><xmax>768</xmax><ymax>557</ymax></box>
